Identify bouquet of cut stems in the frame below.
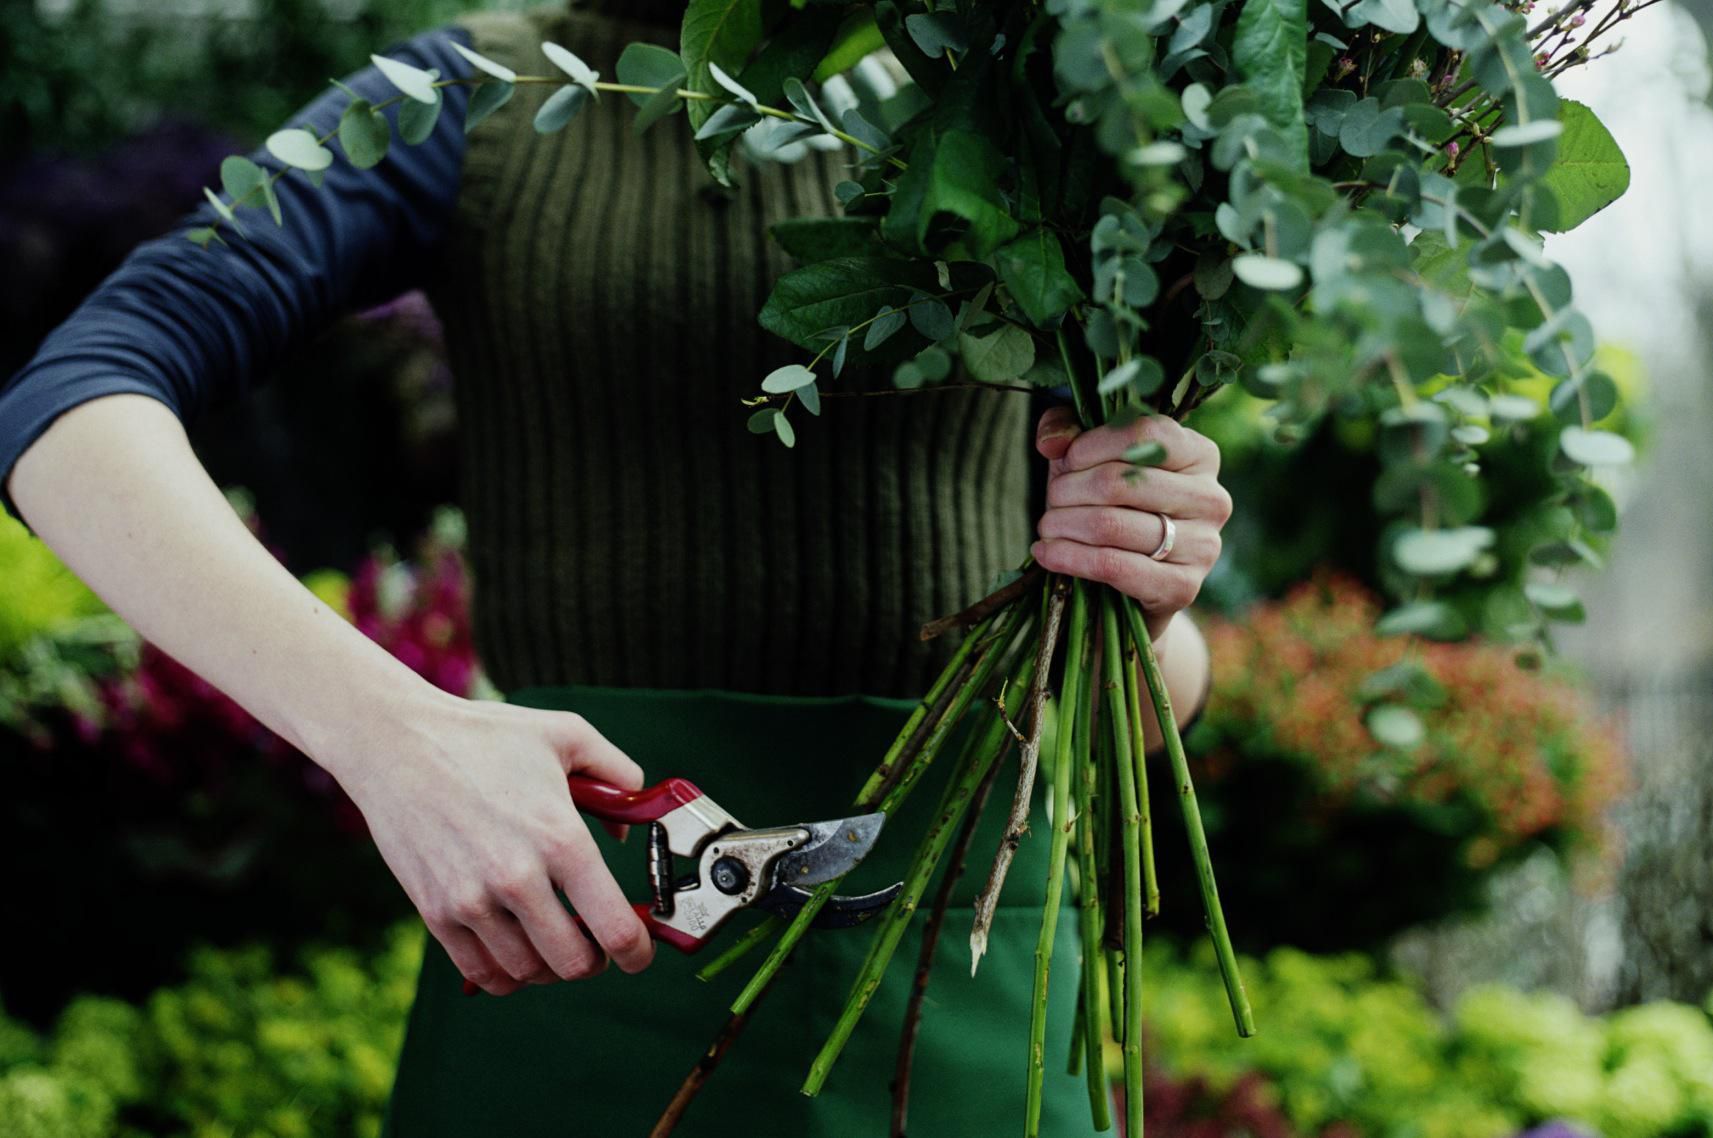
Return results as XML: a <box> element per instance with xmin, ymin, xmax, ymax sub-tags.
<box><xmin>197</xmin><ymin>0</ymin><xmax>1646</xmax><ymax>1130</ymax></box>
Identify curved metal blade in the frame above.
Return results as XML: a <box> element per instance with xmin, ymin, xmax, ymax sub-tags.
<box><xmin>770</xmin><ymin>812</ymin><xmax>887</xmax><ymax>887</ymax></box>
<box><xmin>753</xmin><ymin>882</ymin><xmax>903</xmax><ymax>928</ymax></box>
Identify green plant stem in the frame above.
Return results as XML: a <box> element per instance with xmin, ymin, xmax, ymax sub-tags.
<box><xmin>1120</xmin><ymin>597</ymin><xmax>1255</xmax><ymax>1038</ymax></box>
<box><xmin>853</xmin><ymin>613</ymin><xmax>994</xmax><ymax>808</ymax></box>
<box><xmin>1073</xmin><ymin>665</ymin><xmax>1113</xmax><ymax>1132</ymax></box>
<box><xmin>1067</xmin><ymin>974</ymin><xmax>1088</xmax><ymax>1078</ymax></box>
<box><xmin>732</xmin><ymin>604</ymin><xmax>1023</xmax><ymax>1018</ymax></box>
<box><xmin>801</xmin><ymin>647</ymin><xmax>1037</xmax><ymax>1095</ymax></box>
<box><xmin>892</xmin><ymin>745</ymin><xmax>1007</xmax><ymax>1138</ymax></box>
<box><xmin>1056</xmin><ymin>327</ymin><xmax>1098</xmax><ymax>430</ymax></box>
<box><xmin>694</xmin><ymin>916</ymin><xmax>779</xmax><ymax>982</ymax></box>
<box><xmin>970</xmin><ymin>577</ymin><xmax>1068</xmax><ymax>972</ymax></box>
<box><xmin>1120</xmin><ymin>629</ymin><xmax>1160</xmax><ymax>918</ymax></box>
<box><xmin>1102</xmin><ymin>589</ymin><xmax>1146</xmax><ymax>1135</ymax></box>
<box><xmin>1026</xmin><ymin>580</ymin><xmax>1091</xmax><ymax>1136</ymax></box>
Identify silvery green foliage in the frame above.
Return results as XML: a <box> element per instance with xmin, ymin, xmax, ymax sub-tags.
<box><xmin>199</xmin><ymin>0</ymin><xmax>1645</xmax><ymax>666</ymax></box>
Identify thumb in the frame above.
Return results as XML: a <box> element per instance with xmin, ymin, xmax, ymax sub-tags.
<box><xmin>1035</xmin><ymin>405</ymin><xmax>1081</xmax><ymax>462</ymax></box>
<box><xmin>543</xmin><ymin>711</ymin><xmax>644</xmax><ymax>842</ymax></box>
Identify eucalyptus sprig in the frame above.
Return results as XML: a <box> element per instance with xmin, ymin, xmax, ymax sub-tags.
<box><xmin>194</xmin><ymin>0</ymin><xmax>1648</xmax><ymax>1131</ymax></box>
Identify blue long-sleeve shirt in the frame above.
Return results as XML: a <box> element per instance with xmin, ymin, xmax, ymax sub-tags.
<box><xmin>0</xmin><ymin>27</ymin><xmax>474</xmax><ymax>527</ymax></box>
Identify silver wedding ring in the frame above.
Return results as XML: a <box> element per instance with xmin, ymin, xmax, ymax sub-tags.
<box><xmin>1148</xmin><ymin>512</ymin><xmax>1176</xmax><ymax>561</ymax></box>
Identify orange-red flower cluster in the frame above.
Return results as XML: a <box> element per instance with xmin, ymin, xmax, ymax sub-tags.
<box><xmin>1199</xmin><ymin>573</ymin><xmax>1628</xmax><ymax>869</ymax></box>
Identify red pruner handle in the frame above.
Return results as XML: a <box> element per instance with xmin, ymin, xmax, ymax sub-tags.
<box><xmin>566</xmin><ymin>774</ymin><xmax>705</xmax><ymax>824</ymax></box>
<box><xmin>460</xmin><ymin>903</ymin><xmax>708</xmax><ymax>994</ymax></box>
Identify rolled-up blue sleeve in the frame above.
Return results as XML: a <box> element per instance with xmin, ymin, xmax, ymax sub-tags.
<box><xmin>0</xmin><ymin>26</ymin><xmax>476</xmax><ymax>527</ymax></box>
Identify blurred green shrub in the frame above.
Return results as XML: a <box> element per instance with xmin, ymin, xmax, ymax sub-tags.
<box><xmin>0</xmin><ymin>924</ymin><xmax>424</xmax><ymax>1138</ymax></box>
<box><xmin>2</xmin><ymin>0</ymin><xmax>485</xmax><ymax>159</ymax></box>
<box><xmin>5</xmin><ymin>927</ymin><xmax>1709</xmax><ymax>1138</ymax></box>
<box><xmin>1148</xmin><ymin>572</ymin><xmax>1627</xmax><ymax>951</ymax></box>
<box><xmin>1146</xmin><ymin>944</ymin><xmax>1713</xmax><ymax>1138</ymax></box>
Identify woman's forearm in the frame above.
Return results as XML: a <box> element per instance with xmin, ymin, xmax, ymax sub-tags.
<box><xmin>1138</xmin><ymin>607</ymin><xmax>1211</xmax><ymax>755</ymax></box>
<box><xmin>5</xmin><ymin>392</ymin><xmax>446</xmax><ymax>781</ymax></box>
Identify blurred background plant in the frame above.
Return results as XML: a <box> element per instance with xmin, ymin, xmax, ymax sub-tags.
<box><xmin>4</xmin><ymin>0</ymin><xmax>1713</xmax><ymax>1132</ymax></box>
<box><xmin>1150</xmin><ymin>571</ymin><xmax>1628</xmax><ymax>953</ymax></box>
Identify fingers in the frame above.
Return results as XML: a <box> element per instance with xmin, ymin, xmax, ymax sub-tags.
<box><xmin>549</xmin><ymin>825</ymin><xmax>657</xmax><ymax>975</ymax></box>
<box><xmin>1057</xmin><ymin>414</ymin><xmax>1220</xmax><ymax>475</ymax></box>
<box><xmin>433</xmin><ymin>920</ymin><xmax>529</xmax><ymax>997</ymax></box>
<box><xmin>1035</xmin><ymin>405</ymin><xmax>1082</xmax><ymax>462</ymax></box>
<box><xmin>1038</xmin><ymin>506</ymin><xmax>1221</xmax><ymax>567</ymax></box>
<box><xmin>1030</xmin><ymin>538</ymin><xmax>1204</xmax><ymax>615</ymax></box>
<box><xmin>1046</xmin><ymin>462</ymin><xmax>1234</xmax><ymax>525</ymax></box>
<box><xmin>498</xmin><ymin>861</ymin><xmax>609</xmax><ymax>982</ymax></box>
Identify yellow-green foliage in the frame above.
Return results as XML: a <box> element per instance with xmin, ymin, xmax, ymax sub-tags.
<box><xmin>0</xmin><ymin>511</ymin><xmax>107</xmax><ymax>660</ymax></box>
<box><xmin>1147</xmin><ymin>944</ymin><xmax>1713</xmax><ymax>1138</ymax></box>
<box><xmin>0</xmin><ymin>925</ymin><xmax>424</xmax><ymax>1138</ymax></box>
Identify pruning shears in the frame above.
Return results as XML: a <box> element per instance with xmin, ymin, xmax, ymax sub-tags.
<box><xmin>463</xmin><ymin>775</ymin><xmax>899</xmax><ymax>993</ymax></box>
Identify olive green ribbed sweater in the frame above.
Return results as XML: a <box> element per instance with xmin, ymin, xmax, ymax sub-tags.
<box><xmin>427</xmin><ymin>1</ymin><xmax>1031</xmax><ymax>698</ymax></box>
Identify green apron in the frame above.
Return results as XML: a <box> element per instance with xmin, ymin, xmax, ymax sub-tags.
<box><xmin>383</xmin><ymin>686</ymin><xmax>1097</xmax><ymax>1136</ymax></box>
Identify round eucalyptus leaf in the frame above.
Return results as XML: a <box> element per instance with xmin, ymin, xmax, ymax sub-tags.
<box><xmin>339</xmin><ymin>100</ymin><xmax>391</xmax><ymax>168</ymax></box>
<box><xmin>1130</xmin><ymin>140</ymin><xmax>1187</xmax><ymax>166</ymax></box>
<box><xmin>1374</xmin><ymin>600</ymin><xmax>1468</xmax><ymax>640</ymax></box>
<box><xmin>219</xmin><ymin>156</ymin><xmax>281</xmax><ymax>225</ymax></box>
<box><xmin>1393</xmin><ymin>526</ymin><xmax>1493</xmax><ymax>576</ymax></box>
<box><xmin>371</xmin><ymin>53</ymin><xmax>440</xmax><ymax>104</ymax></box>
<box><xmin>774</xmin><ymin>411</ymin><xmax>797</xmax><ymax>448</ymax></box>
<box><xmin>398</xmin><ymin>89</ymin><xmax>443</xmax><ymax>146</ymax></box>
<box><xmin>916</xmin><ymin>346</ymin><xmax>953</xmax><ymax>382</ymax></box>
<box><xmin>1573</xmin><ymin>485</ymin><xmax>1619</xmax><ymax>534</ymax></box>
<box><xmin>1232</xmin><ymin>254</ymin><xmax>1303</xmax><ymax>291</ymax></box>
<box><xmin>694</xmin><ymin>102</ymin><xmax>760</xmax><ymax>141</ymax></box>
<box><xmin>1488</xmin><ymin>394</ymin><xmax>1541</xmax><ymax>422</ymax></box>
<box><xmin>863</xmin><ymin>306</ymin><xmax>907</xmax><ymax>350</ymax></box>
<box><xmin>1367</xmin><ymin>705</ymin><xmax>1425</xmax><ymax>750</ymax></box>
<box><xmin>1524</xmin><ymin>581</ymin><xmax>1585</xmax><ymax>621</ymax></box>
<box><xmin>202</xmin><ymin>186</ymin><xmax>235</xmax><ymax>223</ymax></box>
<box><xmin>761</xmin><ymin>364</ymin><xmax>818</xmax><ymax>394</ymax></box>
<box><xmin>1549</xmin><ymin>371</ymin><xmax>1618</xmax><ymax>425</ymax></box>
<box><xmin>747</xmin><ymin>408</ymin><xmax>779</xmax><ymax>434</ymax></box>
<box><xmin>265</xmin><ymin>128</ymin><xmax>334</xmax><ymax>172</ymax></box>
<box><xmin>1560</xmin><ymin>426</ymin><xmax>1635</xmax><ymax>467</ymax></box>
<box><xmin>535</xmin><ymin>85</ymin><xmax>591</xmax><ymax>134</ymax></box>
<box><xmin>1124</xmin><ymin>441</ymin><xmax>1168</xmax><ymax>467</ymax></box>
<box><xmin>908</xmin><ymin>294</ymin><xmax>956</xmax><ymax>343</ymax></box>
<box><xmin>799</xmin><ymin>383</ymin><xmax>822</xmax><ymax>417</ymax></box>
<box><xmin>707</xmin><ymin>60</ymin><xmax>758</xmax><ymax>107</ymax></box>
<box><xmin>1182</xmin><ymin>83</ymin><xmax>1212</xmax><ymax>129</ymax></box>
<box><xmin>543</xmin><ymin>42</ymin><xmax>601</xmax><ymax>93</ymax></box>
<box><xmin>465</xmin><ymin>81</ymin><xmax>516</xmax><ymax>134</ymax></box>
<box><xmin>450</xmin><ymin>41</ymin><xmax>518</xmax><ymax>83</ymax></box>
<box><xmin>1491</xmin><ymin>120</ymin><xmax>1564</xmax><ymax>148</ymax></box>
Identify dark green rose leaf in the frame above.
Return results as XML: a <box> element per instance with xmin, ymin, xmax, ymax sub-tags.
<box><xmin>997</xmin><ymin>229</ymin><xmax>1084</xmax><ymax>327</ymax></box>
<box><xmin>1537</xmin><ymin>100</ymin><xmax>1630</xmax><ymax>233</ymax></box>
<box><xmin>1234</xmin><ymin>0</ymin><xmax>1309</xmax><ymax>169</ymax></box>
<box><xmin>958</xmin><ymin>323</ymin><xmax>1036</xmax><ymax>383</ymax></box>
<box><xmin>770</xmin><ymin>217</ymin><xmax>880</xmax><ymax>262</ymax></box>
